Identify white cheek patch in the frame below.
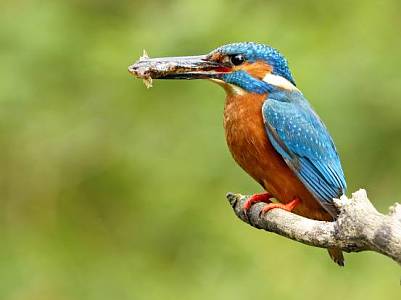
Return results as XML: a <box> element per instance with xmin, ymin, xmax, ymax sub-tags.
<box><xmin>262</xmin><ymin>73</ymin><xmax>298</xmax><ymax>91</ymax></box>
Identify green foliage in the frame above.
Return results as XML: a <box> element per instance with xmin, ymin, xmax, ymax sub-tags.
<box><xmin>1</xmin><ymin>0</ymin><xmax>401</xmax><ymax>299</ymax></box>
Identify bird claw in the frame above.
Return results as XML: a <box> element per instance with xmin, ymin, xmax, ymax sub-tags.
<box><xmin>243</xmin><ymin>192</ymin><xmax>273</xmax><ymax>214</ymax></box>
<box><xmin>258</xmin><ymin>197</ymin><xmax>301</xmax><ymax>217</ymax></box>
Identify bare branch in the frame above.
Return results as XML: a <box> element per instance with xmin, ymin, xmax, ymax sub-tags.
<box><xmin>227</xmin><ymin>189</ymin><xmax>401</xmax><ymax>265</ymax></box>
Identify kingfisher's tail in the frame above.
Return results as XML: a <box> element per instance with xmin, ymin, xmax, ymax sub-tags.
<box><xmin>328</xmin><ymin>247</ymin><xmax>344</xmax><ymax>266</ymax></box>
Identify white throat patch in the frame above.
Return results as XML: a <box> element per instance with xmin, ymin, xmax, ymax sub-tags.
<box><xmin>262</xmin><ymin>73</ymin><xmax>298</xmax><ymax>91</ymax></box>
<box><xmin>209</xmin><ymin>78</ymin><xmax>246</xmax><ymax>95</ymax></box>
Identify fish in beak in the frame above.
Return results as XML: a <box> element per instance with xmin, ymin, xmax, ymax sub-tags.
<box><xmin>128</xmin><ymin>50</ymin><xmax>231</xmax><ymax>88</ymax></box>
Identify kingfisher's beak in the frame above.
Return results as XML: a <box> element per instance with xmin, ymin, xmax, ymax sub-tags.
<box><xmin>128</xmin><ymin>54</ymin><xmax>231</xmax><ymax>81</ymax></box>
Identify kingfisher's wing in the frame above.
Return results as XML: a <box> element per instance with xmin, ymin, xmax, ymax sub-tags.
<box><xmin>262</xmin><ymin>91</ymin><xmax>346</xmax><ymax>217</ymax></box>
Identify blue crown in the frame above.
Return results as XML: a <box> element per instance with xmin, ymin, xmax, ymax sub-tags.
<box><xmin>215</xmin><ymin>42</ymin><xmax>295</xmax><ymax>85</ymax></box>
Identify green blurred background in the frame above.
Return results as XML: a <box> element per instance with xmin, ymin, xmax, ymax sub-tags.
<box><xmin>1</xmin><ymin>0</ymin><xmax>401</xmax><ymax>299</ymax></box>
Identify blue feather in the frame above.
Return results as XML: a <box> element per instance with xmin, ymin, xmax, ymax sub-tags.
<box><xmin>262</xmin><ymin>90</ymin><xmax>346</xmax><ymax>217</ymax></box>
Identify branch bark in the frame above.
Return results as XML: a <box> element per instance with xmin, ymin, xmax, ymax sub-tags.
<box><xmin>227</xmin><ymin>189</ymin><xmax>401</xmax><ymax>265</ymax></box>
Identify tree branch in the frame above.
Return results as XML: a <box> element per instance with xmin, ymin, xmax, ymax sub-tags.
<box><xmin>227</xmin><ymin>189</ymin><xmax>401</xmax><ymax>265</ymax></box>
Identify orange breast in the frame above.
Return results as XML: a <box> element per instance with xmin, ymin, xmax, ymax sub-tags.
<box><xmin>223</xmin><ymin>92</ymin><xmax>332</xmax><ymax>221</ymax></box>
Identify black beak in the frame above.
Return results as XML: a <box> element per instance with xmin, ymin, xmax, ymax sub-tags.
<box><xmin>128</xmin><ymin>54</ymin><xmax>231</xmax><ymax>81</ymax></box>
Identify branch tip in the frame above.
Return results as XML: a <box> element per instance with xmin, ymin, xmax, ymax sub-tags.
<box><xmin>226</xmin><ymin>192</ymin><xmax>241</xmax><ymax>208</ymax></box>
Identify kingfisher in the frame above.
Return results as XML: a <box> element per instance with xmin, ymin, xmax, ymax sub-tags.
<box><xmin>128</xmin><ymin>42</ymin><xmax>347</xmax><ymax>266</ymax></box>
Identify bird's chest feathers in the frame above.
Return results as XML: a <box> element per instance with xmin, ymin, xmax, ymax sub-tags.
<box><xmin>223</xmin><ymin>93</ymin><xmax>272</xmax><ymax>175</ymax></box>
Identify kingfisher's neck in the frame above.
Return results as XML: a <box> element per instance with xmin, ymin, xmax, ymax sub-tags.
<box><xmin>224</xmin><ymin>90</ymin><xmax>267</xmax><ymax>112</ymax></box>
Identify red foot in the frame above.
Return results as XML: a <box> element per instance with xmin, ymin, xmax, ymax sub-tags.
<box><xmin>260</xmin><ymin>197</ymin><xmax>301</xmax><ymax>215</ymax></box>
<box><xmin>243</xmin><ymin>192</ymin><xmax>273</xmax><ymax>213</ymax></box>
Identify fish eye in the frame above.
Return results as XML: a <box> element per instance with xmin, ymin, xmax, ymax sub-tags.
<box><xmin>230</xmin><ymin>54</ymin><xmax>245</xmax><ymax>66</ymax></box>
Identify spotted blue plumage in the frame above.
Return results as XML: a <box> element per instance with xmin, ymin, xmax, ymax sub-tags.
<box><xmin>262</xmin><ymin>90</ymin><xmax>347</xmax><ymax>217</ymax></box>
<box><xmin>216</xmin><ymin>42</ymin><xmax>295</xmax><ymax>85</ymax></box>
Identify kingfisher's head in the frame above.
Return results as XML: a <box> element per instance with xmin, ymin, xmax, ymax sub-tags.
<box><xmin>129</xmin><ymin>42</ymin><xmax>297</xmax><ymax>94</ymax></box>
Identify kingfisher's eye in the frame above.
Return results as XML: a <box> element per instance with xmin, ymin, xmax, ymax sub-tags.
<box><xmin>230</xmin><ymin>54</ymin><xmax>245</xmax><ymax>66</ymax></box>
